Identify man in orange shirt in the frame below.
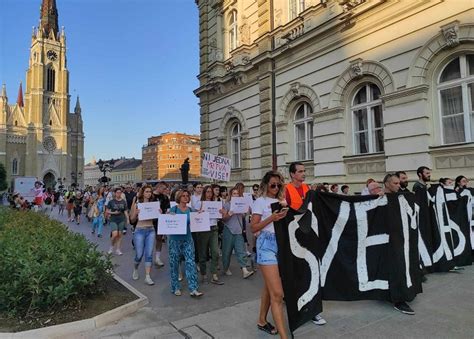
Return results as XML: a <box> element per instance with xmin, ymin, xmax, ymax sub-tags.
<box><xmin>285</xmin><ymin>162</ymin><xmax>327</xmax><ymax>326</ymax></box>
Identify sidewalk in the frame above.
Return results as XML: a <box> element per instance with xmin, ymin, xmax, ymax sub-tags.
<box><xmin>55</xmin><ymin>212</ymin><xmax>474</xmax><ymax>338</ymax></box>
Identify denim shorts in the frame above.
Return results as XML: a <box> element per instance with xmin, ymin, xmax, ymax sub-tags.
<box><xmin>109</xmin><ymin>220</ymin><xmax>126</xmax><ymax>232</ymax></box>
<box><xmin>256</xmin><ymin>231</ymin><xmax>278</xmax><ymax>265</ymax></box>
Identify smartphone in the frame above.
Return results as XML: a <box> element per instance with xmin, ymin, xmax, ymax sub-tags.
<box><xmin>280</xmin><ymin>207</ymin><xmax>289</xmax><ymax>212</ymax></box>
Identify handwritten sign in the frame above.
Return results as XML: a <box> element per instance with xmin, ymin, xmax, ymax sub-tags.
<box><xmin>201</xmin><ymin>152</ymin><xmax>231</xmax><ymax>182</ymax></box>
<box><xmin>190</xmin><ymin>212</ymin><xmax>211</xmax><ymax>232</ymax></box>
<box><xmin>157</xmin><ymin>214</ymin><xmax>187</xmax><ymax>235</ymax></box>
<box><xmin>230</xmin><ymin>197</ymin><xmax>250</xmax><ymax>214</ymax></box>
<box><xmin>137</xmin><ymin>201</ymin><xmax>161</xmax><ymax>221</ymax></box>
<box><xmin>202</xmin><ymin>200</ymin><xmax>223</xmax><ymax>218</ymax></box>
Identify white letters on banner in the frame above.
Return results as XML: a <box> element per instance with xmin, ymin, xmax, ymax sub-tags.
<box><xmin>460</xmin><ymin>189</ymin><xmax>474</xmax><ymax>250</ymax></box>
<box><xmin>137</xmin><ymin>201</ymin><xmax>161</xmax><ymax>221</ymax></box>
<box><xmin>158</xmin><ymin>214</ymin><xmax>187</xmax><ymax>235</ymax></box>
<box><xmin>201</xmin><ymin>152</ymin><xmax>231</xmax><ymax>181</ymax></box>
<box><xmin>398</xmin><ymin>195</ymin><xmax>419</xmax><ymax>288</ymax></box>
<box><xmin>201</xmin><ymin>201</ymin><xmax>223</xmax><ymax>218</ymax></box>
<box><xmin>190</xmin><ymin>212</ymin><xmax>211</xmax><ymax>232</ymax></box>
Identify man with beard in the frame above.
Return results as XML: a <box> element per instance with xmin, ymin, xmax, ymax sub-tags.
<box><xmin>413</xmin><ymin>166</ymin><xmax>431</xmax><ymax>192</ymax></box>
<box><xmin>395</xmin><ymin>171</ymin><xmax>409</xmax><ymax>192</ymax></box>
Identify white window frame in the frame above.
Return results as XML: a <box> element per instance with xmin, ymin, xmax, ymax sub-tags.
<box><xmin>293</xmin><ymin>102</ymin><xmax>314</xmax><ymax>161</ymax></box>
<box><xmin>351</xmin><ymin>83</ymin><xmax>384</xmax><ymax>155</ymax></box>
<box><xmin>289</xmin><ymin>0</ymin><xmax>305</xmax><ymax>20</ymax></box>
<box><xmin>229</xmin><ymin>10</ymin><xmax>238</xmax><ymax>51</ymax></box>
<box><xmin>437</xmin><ymin>54</ymin><xmax>474</xmax><ymax>144</ymax></box>
<box><xmin>230</xmin><ymin>122</ymin><xmax>241</xmax><ymax>168</ymax></box>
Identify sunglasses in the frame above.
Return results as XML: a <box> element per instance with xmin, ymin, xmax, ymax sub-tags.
<box><xmin>269</xmin><ymin>183</ymin><xmax>282</xmax><ymax>189</ymax></box>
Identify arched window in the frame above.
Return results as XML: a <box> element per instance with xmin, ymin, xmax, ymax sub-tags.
<box><xmin>12</xmin><ymin>158</ymin><xmax>18</xmax><ymax>175</ymax></box>
<box><xmin>229</xmin><ymin>10</ymin><xmax>238</xmax><ymax>51</ymax></box>
<box><xmin>47</xmin><ymin>67</ymin><xmax>55</xmax><ymax>92</ymax></box>
<box><xmin>289</xmin><ymin>0</ymin><xmax>305</xmax><ymax>20</ymax></box>
<box><xmin>230</xmin><ymin>122</ymin><xmax>241</xmax><ymax>168</ymax></box>
<box><xmin>438</xmin><ymin>54</ymin><xmax>474</xmax><ymax>144</ymax></box>
<box><xmin>351</xmin><ymin>83</ymin><xmax>384</xmax><ymax>154</ymax></box>
<box><xmin>294</xmin><ymin>102</ymin><xmax>313</xmax><ymax>160</ymax></box>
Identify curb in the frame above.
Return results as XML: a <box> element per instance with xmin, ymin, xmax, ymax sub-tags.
<box><xmin>0</xmin><ymin>273</ymin><xmax>148</xmax><ymax>339</ymax></box>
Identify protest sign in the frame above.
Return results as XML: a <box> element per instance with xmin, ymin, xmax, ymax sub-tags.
<box><xmin>201</xmin><ymin>152</ymin><xmax>231</xmax><ymax>181</ymax></box>
<box><xmin>190</xmin><ymin>212</ymin><xmax>211</xmax><ymax>232</ymax></box>
<box><xmin>157</xmin><ymin>214</ymin><xmax>187</xmax><ymax>235</ymax></box>
<box><xmin>137</xmin><ymin>201</ymin><xmax>161</xmax><ymax>220</ymax></box>
<box><xmin>202</xmin><ymin>200</ymin><xmax>223</xmax><ymax>218</ymax></box>
<box><xmin>230</xmin><ymin>197</ymin><xmax>250</xmax><ymax>214</ymax></box>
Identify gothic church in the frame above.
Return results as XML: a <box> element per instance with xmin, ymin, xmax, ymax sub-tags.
<box><xmin>0</xmin><ymin>0</ymin><xmax>84</xmax><ymax>188</ymax></box>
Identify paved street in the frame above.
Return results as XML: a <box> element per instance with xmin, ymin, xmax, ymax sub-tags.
<box><xmin>52</xmin><ymin>210</ymin><xmax>474</xmax><ymax>339</ymax></box>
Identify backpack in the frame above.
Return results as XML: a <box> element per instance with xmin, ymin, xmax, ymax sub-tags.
<box><xmin>44</xmin><ymin>196</ymin><xmax>52</xmax><ymax>205</ymax></box>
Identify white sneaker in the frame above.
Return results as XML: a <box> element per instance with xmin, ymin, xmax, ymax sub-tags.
<box><xmin>242</xmin><ymin>267</ymin><xmax>254</xmax><ymax>279</ymax></box>
<box><xmin>174</xmin><ymin>289</ymin><xmax>182</xmax><ymax>296</ymax></box>
<box><xmin>115</xmin><ymin>249</ymin><xmax>123</xmax><ymax>256</ymax></box>
<box><xmin>225</xmin><ymin>269</ymin><xmax>232</xmax><ymax>276</ymax></box>
<box><xmin>107</xmin><ymin>247</ymin><xmax>114</xmax><ymax>255</ymax></box>
<box><xmin>132</xmin><ymin>269</ymin><xmax>139</xmax><ymax>280</ymax></box>
<box><xmin>312</xmin><ymin>314</ymin><xmax>327</xmax><ymax>326</ymax></box>
<box><xmin>144</xmin><ymin>275</ymin><xmax>154</xmax><ymax>285</ymax></box>
<box><xmin>154</xmin><ymin>257</ymin><xmax>164</xmax><ymax>267</ymax></box>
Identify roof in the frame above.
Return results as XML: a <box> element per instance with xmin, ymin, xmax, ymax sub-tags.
<box><xmin>112</xmin><ymin>159</ymin><xmax>142</xmax><ymax>171</ymax></box>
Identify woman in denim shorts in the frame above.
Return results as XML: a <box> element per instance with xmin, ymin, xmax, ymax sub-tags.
<box><xmin>106</xmin><ymin>187</ymin><xmax>129</xmax><ymax>255</ymax></box>
<box><xmin>251</xmin><ymin>171</ymin><xmax>289</xmax><ymax>338</ymax></box>
<box><xmin>129</xmin><ymin>185</ymin><xmax>157</xmax><ymax>285</ymax></box>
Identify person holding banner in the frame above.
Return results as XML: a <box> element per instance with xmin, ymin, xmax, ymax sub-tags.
<box><xmin>251</xmin><ymin>171</ymin><xmax>289</xmax><ymax>338</ymax></box>
<box><xmin>129</xmin><ymin>185</ymin><xmax>158</xmax><ymax>286</ymax></box>
<box><xmin>221</xmin><ymin>187</ymin><xmax>254</xmax><ymax>279</ymax></box>
<box><xmin>168</xmin><ymin>190</ymin><xmax>203</xmax><ymax>297</ymax></box>
<box><xmin>197</xmin><ymin>185</ymin><xmax>224</xmax><ymax>285</ymax></box>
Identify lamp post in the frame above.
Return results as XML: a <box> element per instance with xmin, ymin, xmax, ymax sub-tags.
<box><xmin>57</xmin><ymin>177</ymin><xmax>66</xmax><ymax>191</ymax></box>
<box><xmin>71</xmin><ymin>171</ymin><xmax>82</xmax><ymax>188</ymax></box>
<box><xmin>97</xmin><ymin>159</ymin><xmax>115</xmax><ymax>186</ymax></box>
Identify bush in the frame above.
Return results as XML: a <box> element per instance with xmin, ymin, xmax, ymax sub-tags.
<box><xmin>0</xmin><ymin>208</ymin><xmax>113</xmax><ymax>317</ymax></box>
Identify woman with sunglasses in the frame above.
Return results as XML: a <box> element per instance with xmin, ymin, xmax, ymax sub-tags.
<box><xmin>168</xmin><ymin>189</ymin><xmax>203</xmax><ymax>297</ymax></box>
<box><xmin>129</xmin><ymin>185</ymin><xmax>157</xmax><ymax>285</ymax></box>
<box><xmin>251</xmin><ymin>171</ymin><xmax>289</xmax><ymax>338</ymax></box>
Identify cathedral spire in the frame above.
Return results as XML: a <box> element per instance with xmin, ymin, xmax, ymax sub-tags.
<box><xmin>40</xmin><ymin>0</ymin><xmax>59</xmax><ymax>37</ymax></box>
<box><xmin>17</xmin><ymin>83</ymin><xmax>24</xmax><ymax>108</ymax></box>
<box><xmin>1</xmin><ymin>84</ymin><xmax>6</xmax><ymax>98</ymax></box>
<box><xmin>74</xmin><ymin>96</ymin><xmax>81</xmax><ymax>114</ymax></box>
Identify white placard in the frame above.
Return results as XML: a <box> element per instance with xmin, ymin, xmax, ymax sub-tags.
<box><xmin>201</xmin><ymin>152</ymin><xmax>231</xmax><ymax>182</ymax></box>
<box><xmin>137</xmin><ymin>201</ymin><xmax>161</xmax><ymax>221</ymax></box>
<box><xmin>157</xmin><ymin>214</ymin><xmax>187</xmax><ymax>235</ymax></box>
<box><xmin>243</xmin><ymin>193</ymin><xmax>254</xmax><ymax>211</ymax></box>
<box><xmin>230</xmin><ymin>197</ymin><xmax>250</xmax><ymax>214</ymax></box>
<box><xmin>201</xmin><ymin>201</ymin><xmax>223</xmax><ymax>218</ymax></box>
<box><xmin>190</xmin><ymin>212</ymin><xmax>211</xmax><ymax>232</ymax></box>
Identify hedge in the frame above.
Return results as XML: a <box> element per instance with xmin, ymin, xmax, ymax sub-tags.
<box><xmin>0</xmin><ymin>208</ymin><xmax>113</xmax><ymax>317</ymax></box>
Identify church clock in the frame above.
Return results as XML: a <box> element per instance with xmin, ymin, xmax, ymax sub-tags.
<box><xmin>47</xmin><ymin>50</ymin><xmax>58</xmax><ymax>61</ymax></box>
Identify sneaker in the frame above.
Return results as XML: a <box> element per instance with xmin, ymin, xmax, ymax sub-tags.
<box><xmin>450</xmin><ymin>266</ymin><xmax>465</xmax><ymax>272</ymax></box>
<box><xmin>246</xmin><ymin>251</ymin><xmax>252</xmax><ymax>257</ymax></box>
<box><xmin>174</xmin><ymin>289</ymin><xmax>182</xmax><ymax>296</ymax></box>
<box><xmin>242</xmin><ymin>267</ymin><xmax>254</xmax><ymax>279</ymax></box>
<box><xmin>91</xmin><ymin>230</ymin><xmax>95</xmax><ymax>234</ymax></box>
<box><xmin>312</xmin><ymin>314</ymin><xmax>327</xmax><ymax>325</ymax></box>
<box><xmin>210</xmin><ymin>274</ymin><xmax>224</xmax><ymax>285</ymax></box>
<box><xmin>122</xmin><ymin>229</ymin><xmax>127</xmax><ymax>235</ymax></box>
<box><xmin>190</xmin><ymin>290</ymin><xmax>203</xmax><ymax>298</ymax></box>
<box><xmin>225</xmin><ymin>269</ymin><xmax>232</xmax><ymax>276</ymax></box>
<box><xmin>154</xmin><ymin>257</ymin><xmax>165</xmax><ymax>267</ymax></box>
<box><xmin>107</xmin><ymin>247</ymin><xmax>114</xmax><ymax>255</ymax></box>
<box><xmin>144</xmin><ymin>275</ymin><xmax>154</xmax><ymax>285</ymax></box>
<box><xmin>132</xmin><ymin>269</ymin><xmax>139</xmax><ymax>280</ymax></box>
<box><xmin>115</xmin><ymin>250</ymin><xmax>123</xmax><ymax>256</ymax></box>
<box><xmin>394</xmin><ymin>302</ymin><xmax>415</xmax><ymax>315</ymax></box>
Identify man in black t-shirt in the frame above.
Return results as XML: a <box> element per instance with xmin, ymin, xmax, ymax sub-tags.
<box><xmin>153</xmin><ymin>182</ymin><xmax>170</xmax><ymax>267</ymax></box>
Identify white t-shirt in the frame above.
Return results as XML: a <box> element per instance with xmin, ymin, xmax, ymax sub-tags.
<box><xmin>191</xmin><ymin>194</ymin><xmax>201</xmax><ymax>210</ymax></box>
<box><xmin>252</xmin><ymin>196</ymin><xmax>278</xmax><ymax>233</ymax></box>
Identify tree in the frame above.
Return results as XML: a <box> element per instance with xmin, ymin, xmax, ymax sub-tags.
<box><xmin>0</xmin><ymin>162</ymin><xmax>7</xmax><ymax>191</ymax></box>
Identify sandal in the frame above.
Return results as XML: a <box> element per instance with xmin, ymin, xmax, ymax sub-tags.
<box><xmin>257</xmin><ymin>322</ymin><xmax>278</xmax><ymax>335</ymax></box>
<box><xmin>210</xmin><ymin>278</ymin><xmax>224</xmax><ymax>285</ymax></box>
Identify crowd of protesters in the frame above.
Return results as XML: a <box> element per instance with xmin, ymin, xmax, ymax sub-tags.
<box><xmin>3</xmin><ymin>165</ymin><xmax>471</xmax><ymax>338</ymax></box>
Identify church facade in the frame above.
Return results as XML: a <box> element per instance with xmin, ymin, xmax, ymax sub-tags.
<box><xmin>0</xmin><ymin>0</ymin><xmax>84</xmax><ymax>189</ymax></box>
<box><xmin>194</xmin><ymin>0</ymin><xmax>474</xmax><ymax>189</ymax></box>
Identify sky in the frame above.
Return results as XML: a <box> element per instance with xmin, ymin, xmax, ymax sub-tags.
<box><xmin>0</xmin><ymin>0</ymin><xmax>200</xmax><ymax>163</ymax></box>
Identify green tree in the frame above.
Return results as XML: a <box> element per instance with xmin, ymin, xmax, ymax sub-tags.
<box><xmin>0</xmin><ymin>162</ymin><xmax>7</xmax><ymax>191</ymax></box>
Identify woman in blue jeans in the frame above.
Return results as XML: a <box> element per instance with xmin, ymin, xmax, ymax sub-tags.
<box><xmin>251</xmin><ymin>171</ymin><xmax>289</xmax><ymax>338</ymax></box>
<box><xmin>129</xmin><ymin>185</ymin><xmax>157</xmax><ymax>285</ymax></box>
<box><xmin>92</xmin><ymin>186</ymin><xmax>105</xmax><ymax>237</ymax></box>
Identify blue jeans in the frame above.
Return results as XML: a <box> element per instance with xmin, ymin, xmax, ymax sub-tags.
<box><xmin>133</xmin><ymin>227</ymin><xmax>155</xmax><ymax>268</ymax></box>
<box><xmin>169</xmin><ymin>237</ymin><xmax>199</xmax><ymax>293</ymax></box>
<box><xmin>222</xmin><ymin>226</ymin><xmax>248</xmax><ymax>270</ymax></box>
<box><xmin>92</xmin><ymin>215</ymin><xmax>104</xmax><ymax>235</ymax></box>
<box><xmin>256</xmin><ymin>231</ymin><xmax>278</xmax><ymax>265</ymax></box>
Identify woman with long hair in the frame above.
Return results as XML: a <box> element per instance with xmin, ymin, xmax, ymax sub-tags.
<box><xmin>129</xmin><ymin>185</ymin><xmax>157</xmax><ymax>285</ymax></box>
<box><xmin>91</xmin><ymin>186</ymin><xmax>106</xmax><ymax>237</ymax></box>
<box><xmin>168</xmin><ymin>189</ymin><xmax>203</xmax><ymax>297</ymax></box>
<box><xmin>106</xmin><ymin>187</ymin><xmax>129</xmax><ymax>255</ymax></box>
<box><xmin>454</xmin><ymin>175</ymin><xmax>469</xmax><ymax>192</ymax></box>
<box><xmin>197</xmin><ymin>185</ymin><xmax>224</xmax><ymax>285</ymax></box>
<box><xmin>251</xmin><ymin>171</ymin><xmax>289</xmax><ymax>338</ymax></box>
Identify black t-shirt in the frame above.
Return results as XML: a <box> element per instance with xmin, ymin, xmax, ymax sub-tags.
<box><xmin>154</xmin><ymin>193</ymin><xmax>170</xmax><ymax>213</ymax></box>
<box><xmin>124</xmin><ymin>191</ymin><xmax>137</xmax><ymax>210</ymax></box>
<box><xmin>107</xmin><ymin>199</ymin><xmax>128</xmax><ymax>223</ymax></box>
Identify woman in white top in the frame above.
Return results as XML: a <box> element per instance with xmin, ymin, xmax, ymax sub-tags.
<box><xmin>251</xmin><ymin>171</ymin><xmax>289</xmax><ymax>338</ymax></box>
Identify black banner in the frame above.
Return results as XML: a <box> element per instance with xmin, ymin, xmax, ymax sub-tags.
<box><xmin>275</xmin><ymin>188</ymin><xmax>473</xmax><ymax>333</ymax></box>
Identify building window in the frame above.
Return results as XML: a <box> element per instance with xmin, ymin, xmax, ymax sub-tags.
<box><xmin>294</xmin><ymin>102</ymin><xmax>313</xmax><ymax>161</ymax></box>
<box><xmin>12</xmin><ymin>158</ymin><xmax>18</xmax><ymax>175</ymax></box>
<box><xmin>351</xmin><ymin>83</ymin><xmax>384</xmax><ymax>154</ymax></box>
<box><xmin>438</xmin><ymin>54</ymin><xmax>474</xmax><ymax>144</ymax></box>
<box><xmin>289</xmin><ymin>0</ymin><xmax>305</xmax><ymax>20</ymax></box>
<box><xmin>230</xmin><ymin>122</ymin><xmax>241</xmax><ymax>168</ymax></box>
<box><xmin>46</xmin><ymin>67</ymin><xmax>55</xmax><ymax>92</ymax></box>
<box><xmin>229</xmin><ymin>10</ymin><xmax>238</xmax><ymax>51</ymax></box>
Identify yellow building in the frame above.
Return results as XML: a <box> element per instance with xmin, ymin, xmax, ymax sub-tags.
<box><xmin>110</xmin><ymin>158</ymin><xmax>142</xmax><ymax>186</ymax></box>
<box><xmin>0</xmin><ymin>0</ymin><xmax>84</xmax><ymax>188</ymax></box>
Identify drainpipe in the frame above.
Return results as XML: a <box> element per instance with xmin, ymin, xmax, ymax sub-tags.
<box><xmin>270</xmin><ymin>0</ymin><xmax>277</xmax><ymax>171</ymax></box>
